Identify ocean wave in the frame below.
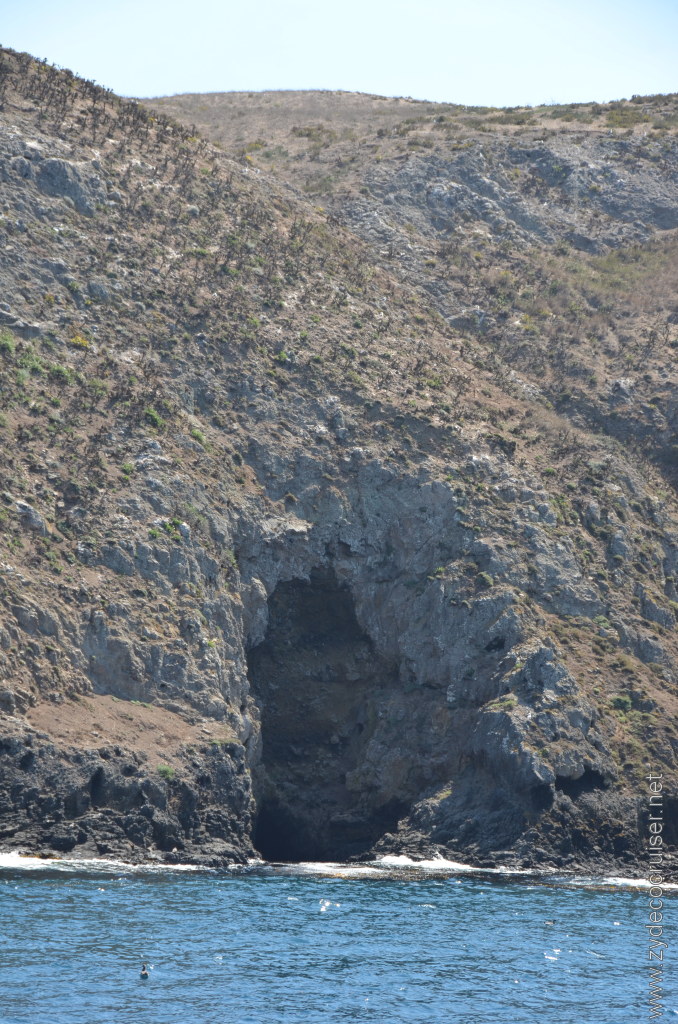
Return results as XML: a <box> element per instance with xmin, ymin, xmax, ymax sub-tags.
<box><xmin>2</xmin><ymin>849</ymin><xmax>672</xmax><ymax>890</ymax></box>
<box><xmin>260</xmin><ymin>857</ymin><xmax>675</xmax><ymax>891</ymax></box>
<box><xmin>567</xmin><ymin>874</ymin><xmax>678</xmax><ymax>891</ymax></box>
<box><xmin>373</xmin><ymin>853</ymin><xmax>479</xmax><ymax>871</ymax></box>
<box><xmin>372</xmin><ymin>853</ymin><xmax>536</xmax><ymax>874</ymax></box>
<box><xmin>256</xmin><ymin>860</ymin><xmax>384</xmax><ymax>877</ymax></box>
<box><xmin>0</xmin><ymin>850</ymin><xmax>207</xmax><ymax>874</ymax></box>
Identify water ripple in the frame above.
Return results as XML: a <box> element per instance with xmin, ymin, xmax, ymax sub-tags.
<box><xmin>0</xmin><ymin>859</ymin><xmax>652</xmax><ymax>1023</ymax></box>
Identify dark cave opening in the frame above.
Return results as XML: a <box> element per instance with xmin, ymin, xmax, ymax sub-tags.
<box><xmin>555</xmin><ymin>769</ymin><xmax>607</xmax><ymax>800</ymax></box>
<box><xmin>89</xmin><ymin>766</ymin><xmax>105</xmax><ymax>806</ymax></box>
<box><xmin>531</xmin><ymin>782</ymin><xmax>555</xmax><ymax>812</ymax></box>
<box><xmin>248</xmin><ymin>567</ymin><xmax>406</xmax><ymax>862</ymax></box>
<box><xmin>254</xmin><ymin>799</ymin><xmax>325</xmax><ymax>862</ymax></box>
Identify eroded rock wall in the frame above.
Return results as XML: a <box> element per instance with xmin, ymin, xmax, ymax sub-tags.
<box><xmin>0</xmin><ymin>50</ymin><xmax>676</xmax><ymax>873</ymax></box>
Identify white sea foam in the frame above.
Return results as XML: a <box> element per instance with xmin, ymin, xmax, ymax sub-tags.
<box><xmin>2</xmin><ymin>849</ymin><xmax>670</xmax><ymax>890</ymax></box>
<box><xmin>281</xmin><ymin>861</ymin><xmax>383</xmax><ymax>877</ymax></box>
<box><xmin>372</xmin><ymin>853</ymin><xmax>536</xmax><ymax>875</ymax></box>
<box><xmin>582</xmin><ymin>874</ymin><xmax>678</xmax><ymax>890</ymax></box>
<box><xmin>274</xmin><ymin>856</ymin><xmax>670</xmax><ymax>891</ymax></box>
<box><xmin>374</xmin><ymin>854</ymin><xmax>477</xmax><ymax>871</ymax></box>
<box><xmin>0</xmin><ymin>851</ymin><xmax>205</xmax><ymax>874</ymax></box>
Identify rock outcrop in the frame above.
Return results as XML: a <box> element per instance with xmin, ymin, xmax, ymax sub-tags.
<box><xmin>0</xmin><ymin>50</ymin><xmax>676</xmax><ymax>874</ymax></box>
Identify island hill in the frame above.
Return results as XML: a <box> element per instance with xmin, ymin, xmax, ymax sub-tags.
<box><xmin>0</xmin><ymin>46</ymin><xmax>676</xmax><ymax>872</ymax></box>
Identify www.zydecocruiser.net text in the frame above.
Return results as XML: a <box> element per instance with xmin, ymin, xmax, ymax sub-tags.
<box><xmin>646</xmin><ymin>772</ymin><xmax>667</xmax><ymax>1020</ymax></box>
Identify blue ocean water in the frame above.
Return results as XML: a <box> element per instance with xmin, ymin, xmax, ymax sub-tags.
<box><xmin>0</xmin><ymin>855</ymin><xmax>671</xmax><ymax>1024</ymax></box>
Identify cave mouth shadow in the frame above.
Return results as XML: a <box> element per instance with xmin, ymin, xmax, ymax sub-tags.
<box><xmin>555</xmin><ymin>768</ymin><xmax>607</xmax><ymax>800</ymax></box>
<box><xmin>248</xmin><ymin>567</ymin><xmax>408</xmax><ymax>863</ymax></box>
<box><xmin>253</xmin><ymin>796</ymin><xmax>409</xmax><ymax>864</ymax></box>
<box><xmin>254</xmin><ymin>800</ymin><xmax>323</xmax><ymax>863</ymax></box>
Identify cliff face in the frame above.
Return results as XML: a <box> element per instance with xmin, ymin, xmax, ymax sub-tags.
<box><xmin>0</xmin><ymin>51</ymin><xmax>677</xmax><ymax>872</ymax></box>
<box><xmin>154</xmin><ymin>89</ymin><xmax>678</xmax><ymax>489</ymax></box>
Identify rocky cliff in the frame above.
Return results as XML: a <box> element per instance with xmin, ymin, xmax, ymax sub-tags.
<box><xmin>0</xmin><ymin>50</ymin><xmax>676</xmax><ymax>873</ymax></box>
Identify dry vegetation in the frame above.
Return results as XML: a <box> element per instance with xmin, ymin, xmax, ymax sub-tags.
<box><xmin>0</xmin><ymin>49</ymin><xmax>677</xmax><ymax>861</ymax></box>
<box><xmin>148</xmin><ymin>88</ymin><xmax>678</xmax><ymax>190</ymax></box>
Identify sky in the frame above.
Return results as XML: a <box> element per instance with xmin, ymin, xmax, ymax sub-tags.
<box><xmin>1</xmin><ymin>0</ymin><xmax>677</xmax><ymax>107</ymax></box>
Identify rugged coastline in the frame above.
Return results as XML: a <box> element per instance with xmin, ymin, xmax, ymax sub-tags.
<box><xmin>0</xmin><ymin>49</ymin><xmax>676</xmax><ymax>876</ymax></box>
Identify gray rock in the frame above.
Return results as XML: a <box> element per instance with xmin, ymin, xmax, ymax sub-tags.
<box><xmin>99</xmin><ymin>543</ymin><xmax>136</xmax><ymax>576</ymax></box>
<box><xmin>35</xmin><ymin>158</ymin><xmax>105</xmax><ymax>216</ymax></box>
<box><xmin>11</xmin><ymin>156</ymin><xmax>33</xmax><ymax>180</ymax></box>
<box><xmin>635</xmin><ymin>584</ymin><xmax>674</xmax><ymax>629</ymax></box>
<box><xmin>0</xmin><ymin>689</ymin><xmax>16</xmax><ymax>713</ymax></box>
<box><xmin>87</xmin><ymin>280</ymin><xmax>110</xmax><ymax>301</ymax></box>
<box><xmin>15</xmin><ymin>500</ymin><xmax>47</xmax><ymax>535</ymax></box>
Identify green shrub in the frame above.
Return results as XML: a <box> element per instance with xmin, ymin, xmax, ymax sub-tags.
<box><xmin>610</xmin><ymin>694</ymin><xmax>632</xmax><ymax>713</ymax></box>
<box><xmin>163</xmin><ymin>518</ymin><xmax>182</xmax><ymax>541</ymax></box>
<box><xmin>157</xmin><ymin>764</ymin><xmax>175</xmax><ymax>780</ymax></box>
<box><xmin>0</xmin><ymin>330</ymin><xmax>15</xmax><ymax>356</ymax></box>
<box><xmin>49</xmin><ymin>364</ymin><xmax>74</xmax><ymax>384</ymax></box>
<box><xmin>88</xmin><ymin>378</ymin><xmax>108</xmax><ymax>400</ymax></box>
<box><xmin>486</xmin><ymin>693</ymin><xmax>517</xmax><ymax>711</ymax></box>
<box><xmin>144</xmin><ymin>406</ymin><xmax>165</xmax><ymax>429</ymax></box>
<box><xmin>18</xmin><ymin>350</ymin><xmax>44</xmax><ymax>375</ymax></box>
